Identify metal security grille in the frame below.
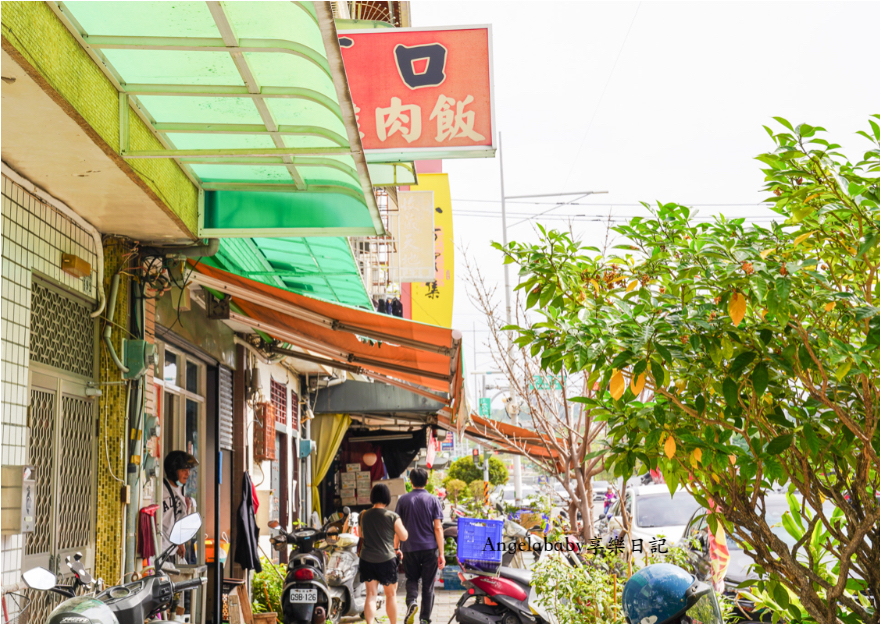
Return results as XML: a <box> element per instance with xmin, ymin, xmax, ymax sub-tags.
<box><xmin>291</xmin><ymin>391</ymin><xmax>299</xmax><ymax>430</ymax></box>
<box><xmin>25</xmin><ymin>389</ymin><xmax>55</xmax><ymax>559</ymax></box>
<box><xmin>56</xmin><ymin>396</ymin><xmax>95</xmax><ymax>551</ymax></box>
<box><xmin>219</xmin><ymin>367</ymin><xmax>234</xmax><ymax>451</ymax></box>
<box><xmin>30</xmin><ymin>282</ymin><xmax>94</xmax><ymax>378</ymax></box>
<box><xmin>271</xmin><ymin>379</ymin><xmax>287</xmax><ymax>426</ymax></box>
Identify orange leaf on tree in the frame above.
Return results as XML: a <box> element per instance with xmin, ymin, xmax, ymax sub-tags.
<box><xmin>609</xmin><ymin>370</ymin><xmax>626</xmax><ymax>400</ymax></box>
<box><xmin>824</xmin><ymin>302</ymin><xmax>835</xmax><ymax>312</ymax></box>
<box><xmin>728</xmin><ymin>292</ymin><xmax>747</xmax><ymax>326</ymax></box>
<box><xmin>630</xmin><ymin>373</ymin><xmax>646</xmax><ymax>395</ymax></box>
<box><xmin>664</xmin><ymin>435</ymin><xmax>676</xmax><ymax>459</ymax></box>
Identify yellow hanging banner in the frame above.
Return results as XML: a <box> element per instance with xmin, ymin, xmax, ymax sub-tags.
<box><xmin>408</xmin><ymin>174</ymin><xmax>454</xmax><ymax>328</ymax></box>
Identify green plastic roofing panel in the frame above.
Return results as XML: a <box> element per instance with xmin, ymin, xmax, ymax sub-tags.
<box><xmin>57</xmin><ymin>1</ymin><xmax>384</xmax><ymax>237</ymax></box>
<box><xmin>204</xmin><ymin>236</ymin><xmax>372</xmax><ymax>308</ymax></box>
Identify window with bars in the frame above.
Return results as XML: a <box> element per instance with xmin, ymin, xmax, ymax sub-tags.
<box><xmin>291</xmin><ymin>391</ymin><xmax>299</xmax><ymax>430</ymax></box>
<box><xmin>270</xmin><ymin>378</ymin><xmax>287</xmax><ymax>426</ymax></box>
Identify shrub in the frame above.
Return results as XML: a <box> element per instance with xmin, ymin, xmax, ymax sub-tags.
<box><xmin>445</xmin><ymin>478</ymin><xmax>468</xmax><ymax>504</ymax></box>
<box><xmin>251</xmin><ymin>557</ymin><xmax>285</xmax><ymax>617</ymax></box>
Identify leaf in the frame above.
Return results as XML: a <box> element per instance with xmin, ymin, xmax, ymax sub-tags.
<box><xmin>722</xmin><ymin>377</ymin><xmax>739</xmax><ymax>408</ymax></box>
<box><xmin>752</xmin><ymin>362</ymin><xmax>769</xmax><ymax>397</ymax></box>
<box><xmin>793</xmin><ymin>230</ymin><xmax>814</xmax><ymax>246</ymax></box>
<box><xmin>772</xmin><ymin>116</ymin><xmax>794</xmax><ymax>131</ymax></box>
<box><xmin>802</xmin><ymin>424</ymin><xmax>819</xmax><ymax>457</ymax></box>
<box><xmin>650</xmin><ymin>361</ymin><xmax>666</xmax><ymax>389</ymax></box>
<box><xmin>630</xmin><ymin>373</ymin><xmax>646</xmax><ymax>396</ymax></box>
<box><xmin>626</xmin><ymin>280</ymin><xmax>638</xmax><ymax>292</ymax></box>
<box><xmin>609</xmin><ymin>370</ymin><xmax>626</xmax><ymax>400</ymax></box>
<box><xmin>664</xmin><ymin>435</ymin><xmax>676</xmax><ymax>459</ymax></box>
<box><xmin>760</xmin><ymin>248</ymin><xmax>773</xmax><ymax>260</ymax></box>
<box><xmin>834</xmin><ymin>361</ymin><xmax>852</xmax><ymax>381</ymax></box>
<box><xmin>824</xmin><ymin>302</ymin><xmax>835</xmax><ymax>312</ymax></box>
<box><xmin>728</xmin><ymin>291</ymin><xmax>747</xmax><ymax>326</ymax></box>
<box><xmin>589</xmin><ymin>279</ymin><xmax>600</xmax><ymax>296</ymax></box>
<box><xmin>766</xmin><ymin>434</ymin><xmax>793</xmax><ymax>455</ymax></box>
<box><xmin>691</xmin><ymin>448</ymin><xmax>702</xmax><ymax>468</ymax></box>
<box><xmin>772</xmin><ymin>583</ymin><xmax>791</xmax><ymax>610</ymax></box>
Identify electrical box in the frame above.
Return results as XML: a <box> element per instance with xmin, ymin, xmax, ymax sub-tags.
<box><xmin>61</xmin><ymin>253</ymin><xmax>92</xmax><ymax>279</ymax></box>
<box><xmin>123</xmin><ymin>339</ymin><xmax>157</xmax><ymax>379</ymax></box>
<box><xmin>298</xmin><ymin>439</ymin><xmax>316</xmax><ymax>459</ymax></box>
<box><xmin>1</xmin><ymin>466</ymin><xmax>36</xmax><ymax>535</ymax></box>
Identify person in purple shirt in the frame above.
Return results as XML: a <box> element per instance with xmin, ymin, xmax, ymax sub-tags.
<box><xmin>396</xmin><ymin>468</ymin><xmax>445</xmax><ymax>624</ymax></box>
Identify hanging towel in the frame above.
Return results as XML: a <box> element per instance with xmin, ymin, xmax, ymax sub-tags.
<box><xmin>137</xmin><ymin>504</ymin><xmax>160</xmax><ymax>558</ymax></box>
<box><xmin>234</xmin><ymin>472</ymin><xmax>262</xmax><ymax>572</ymax></box>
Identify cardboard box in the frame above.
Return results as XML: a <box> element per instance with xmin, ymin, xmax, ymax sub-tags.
<box><xmin>357</xmin><ymin>479</ymin><xmax>372</xmax><ymax>490</ymax></box>
<box><xmin>346</xmin><ymin>464</ymin><xmax>362</xmax><ymax>473</ymax></box>
<box><xmin>341</xmin><ymin>472</ymin><xmax>357</xmax><ymax>485</ymax></box>
<box><xmin>356</xmin><ymin>496</ymin><xmax>372</xmax><ymax>505</ymax></box>
<box><xmin>373</xmin><ymin>478</ymin><xmax>407</xmax><ymax>497</ymax></box>
<box><xmin>340</xmin><ymin>488</ymin><xmax>356</xmax><ymax>499</ymax></box>
<box><xmin>357</xmin><ymin>471</ymin><xmax>371</xmax><ymax>479</ymax></box>
<box><xmin>341</xmin><ymin>497</ymin><xmax>357</xmax><ymax>507</ymax></box>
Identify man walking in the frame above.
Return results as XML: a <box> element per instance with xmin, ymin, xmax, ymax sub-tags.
<box><xmin>396</xmin><ymin>468</ymin><xmax>445</xmax><ymax>624</ymax></box>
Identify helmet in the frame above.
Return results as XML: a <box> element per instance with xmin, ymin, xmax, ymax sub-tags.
<box><xmin>164</xmin><ymin>450</ymin><xmax>198</xmax><ymax>480</ymax></box>
<box><xmin>622</xmin><ymin>563</ymin><xmax>722</xmax><ymax>624</ymax></box>
<box><xmin>48</xmin><ymin>596</ymin><xmax>120</xmax><ymax>624</ymax></box>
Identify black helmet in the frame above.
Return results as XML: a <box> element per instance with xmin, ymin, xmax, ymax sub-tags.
<box><xmin>164</xmin><ymin>450</ymin><xmax>198</xmax><ymax>480</ymax></box>
<box><xmin>622</xmin><ymin>563</ymin><xmax>722</xmax><ymax>624</ymax></box>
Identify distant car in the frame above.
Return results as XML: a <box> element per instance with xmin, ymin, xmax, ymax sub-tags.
<box><xmin>678</xmin><ymin>495</ymin><xmax>837</xmax><ymax>619</ymax></box>
<box><xmin>600</xmin><ymin>484</ymin><xmax>698</xmax><ymax>561</ymax></box>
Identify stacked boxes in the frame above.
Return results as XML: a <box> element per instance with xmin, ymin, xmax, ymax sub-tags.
<box><xmin>356</xmin><ymin>471</ymin><xmax>372</xmax><ymax>505</ymax></box>
<box><xmin>339</xmin><ymin>464</ymin><xmax>374</xmax><ymax>507</ymax></box>
<box><xmin>340</xmin><ymin>469</ymin><xmax>357</xmax><ymax>507</ymax></box>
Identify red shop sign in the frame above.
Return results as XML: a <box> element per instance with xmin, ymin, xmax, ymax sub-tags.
<box><xmin>339</xmin><ymin>26</ymin><xmax>496</xmax><ymax>159</ymax></box>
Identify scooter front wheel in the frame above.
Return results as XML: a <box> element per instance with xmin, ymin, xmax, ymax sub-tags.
<box><xmin>327</xmin><ymin>596</ymin><xmax>344</xmax><ymax>624</ymax></box>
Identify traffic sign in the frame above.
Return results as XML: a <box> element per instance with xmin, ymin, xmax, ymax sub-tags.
<box><xmin>479</xmin><ymin>397</ymin><xmax>491</xmax><ymax>417</ymax></box>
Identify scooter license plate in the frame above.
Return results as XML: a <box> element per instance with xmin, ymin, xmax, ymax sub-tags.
<box><xmin>290</xmin><ymin>589</ymin><xmax>317</xmax><ymax>603</ymax></box>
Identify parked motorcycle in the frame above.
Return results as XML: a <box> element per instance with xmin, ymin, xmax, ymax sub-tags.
<box><xmin>21</xmin><ymin>512</ymin><xmax>206</xmax><ymax>624</ymax></box>
<box><xmin>323</xmin><ymin>511</ymin><xmax>384</xmax><ymax>623</ymax></box>
<box><xmin>271</xmin><ymin>509</ymin><xmax>370</xmax><ymax>624</ymax></box>
<box><xmin>453</xmin><ymin>518</ymin><xmax>582</xmax><ymax>624</ymax></box>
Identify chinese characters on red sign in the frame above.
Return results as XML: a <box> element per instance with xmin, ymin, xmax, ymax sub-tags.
<box><xmin>339</xmin><ymin>27</ymin><xmax>494</xmax><ymax>154</ymax></box>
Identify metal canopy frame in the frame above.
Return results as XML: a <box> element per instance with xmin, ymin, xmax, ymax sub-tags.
<box><xmin>52</xmin><ymin>1</ymin><xmax>387</xmax><ymax>235</ymax></box>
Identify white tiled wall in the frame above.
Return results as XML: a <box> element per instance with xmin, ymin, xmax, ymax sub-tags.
<box><xmin>0</xmin><ymin>173</ymin><xmax>98</xmax><ymax>586</ymax></box>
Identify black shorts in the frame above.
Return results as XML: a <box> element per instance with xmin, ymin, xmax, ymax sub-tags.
<box><xmin>359</xmin><ymin>558</ymin><xmax>398</xmax><ymax>587</ymax></box>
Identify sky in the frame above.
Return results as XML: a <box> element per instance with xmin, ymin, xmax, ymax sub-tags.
<box><xmin>411</xmin><ymin>1</ymin><xmax>880</xmax><ymax>401</ymax></box>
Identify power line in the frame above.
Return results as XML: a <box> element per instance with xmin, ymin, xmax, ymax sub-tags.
<box><xmin>560</xmin><ymin>2</ymin><xmax>642</xmax><ymax>191</ymax></box>
<box><xmin>453</xmin><ymin>199</ymin><xmax>769</xmax><ymax>207</ymax></box>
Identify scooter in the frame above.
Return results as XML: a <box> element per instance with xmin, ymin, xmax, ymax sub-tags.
<box><xmin>322</xmin><ymin>510</ymin><xmax>384</xmax><ymax>623</ymax></box>
<box><xmin>270</xmin><ymin>512</ymin><xmax>351</xmax><ymax>624</ymax></box>
<box><xmin>453</xmin><ymin>519</ymin><xmax>582</xmax><ymax>624</ymax></box>
<box><xmin>21</xmin><ymin>512</ymin><xmax>206</xmax><ymax>624</ymax></box>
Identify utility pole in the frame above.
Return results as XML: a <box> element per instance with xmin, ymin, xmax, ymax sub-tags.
<box><xmin>498</xmin><ymin>131</ymin><xmax>607</xmax><ymax>501</ymax></box>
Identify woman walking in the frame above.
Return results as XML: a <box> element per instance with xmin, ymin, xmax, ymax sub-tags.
<box><xmin>360</xmin><ymin>483</ymin><xmax>409</xmax><ymax>624</ymax></box>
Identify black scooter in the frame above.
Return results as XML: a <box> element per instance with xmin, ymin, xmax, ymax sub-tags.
<box><xmin>21</xmin><ymin>512</ymin><xmax>206</xmax><ymax>624</ymax></box>
<box><xmin>269</xmin><ymin>514</ymin><xmax>347</xmax><ymax>624</ymax></box>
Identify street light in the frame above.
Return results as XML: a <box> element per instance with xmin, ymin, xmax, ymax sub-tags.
<box><xmin>497</xmin><ymin>131</ymin><xmax>607</xmax><ymax>501</ymax></box>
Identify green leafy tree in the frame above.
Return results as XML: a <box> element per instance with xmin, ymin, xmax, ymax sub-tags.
<box><xmin>497</xmin><ymin>118</ymin><xmax>879</xmax><ymax>623</ymax></box>
<box><xmin>445</xmin><ymin>455</ymin><xmax>509</xmax><ymax>487</ymax></box>
<box><xmin>445</xmin><ymin>478</ymin><xmax>468</xmax><ymax>504</ymax></box>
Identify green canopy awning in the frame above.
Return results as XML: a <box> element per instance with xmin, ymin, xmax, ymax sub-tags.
<box><xmin>203</xmin><ymin>236</ymin><xmax>372</xmax><ymax>308</ymax></box>
<box><xmin>59</xmin><ymin>0</ymin><xmax>390</xmax><ymax>237</ymax></box>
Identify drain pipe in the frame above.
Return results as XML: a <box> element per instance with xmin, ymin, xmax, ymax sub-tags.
<box><xmin>1</xmin><ymin>162</ymin><xmax>106</xmax><ymax>318</ymax></box>
<box><xmin>104</xmin><ymin>272</ymin><xmax>129</xmax><ymax>374</ymax></box>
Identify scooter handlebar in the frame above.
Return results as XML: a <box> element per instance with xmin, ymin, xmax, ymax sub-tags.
<box><xmin>173</xmin><ymin>577</ymin><xmax>206</xmax><ymax>592</ymax></box>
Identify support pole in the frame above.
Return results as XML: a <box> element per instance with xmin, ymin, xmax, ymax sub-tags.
<box><xmin>499</xmin><ymin>132</ymin><xmax>522</xmax><ymax>503</ymax></box>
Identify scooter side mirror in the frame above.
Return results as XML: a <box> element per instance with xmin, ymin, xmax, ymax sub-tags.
<box><xmin>170</xmin><ymin>512</ymin><xmax>202</xmax><ymax>545</ymax></box>
<box><xmin>22</xmin><ymin>567</ymin><xmax>57</xmax><ymax>591</ymax></box>
<box><xmin>342</xmin><ymin>506</ymin><xmax>351</xmax><ymax>516</ymax></box>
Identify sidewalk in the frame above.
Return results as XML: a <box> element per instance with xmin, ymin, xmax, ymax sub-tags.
<box><xmin>347</xmin><ymin>584</ymin><xmax>460</xmax><ymax>624</ymax></box>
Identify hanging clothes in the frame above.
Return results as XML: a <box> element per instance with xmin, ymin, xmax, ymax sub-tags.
<box><xmin>234</xmin><ymin>472</ymin><xmax>262</xmax><ymax>573</ymax></box>
<box><xmin>391</xmin><ymin>298</ymin><xmax>403</xmax><ymax>317</ymax></box>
